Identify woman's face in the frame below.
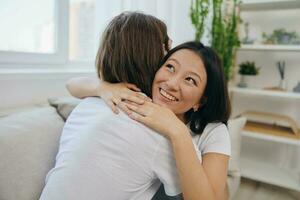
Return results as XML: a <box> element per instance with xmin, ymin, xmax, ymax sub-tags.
<box><xmin>152</xmin><ymin>49</ymin><xmax>207</xmax><ymax>120</ymax></box>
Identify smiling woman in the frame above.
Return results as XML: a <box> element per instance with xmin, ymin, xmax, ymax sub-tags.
<box><xmin>152</xmin><ymin>49</ymin><xmax>207</xmax><ymax>120</ymax></box>
<box><xmin>66</xmin><ymin>41</ymin><xmax>231</xmax><ymax>200</ymax></box>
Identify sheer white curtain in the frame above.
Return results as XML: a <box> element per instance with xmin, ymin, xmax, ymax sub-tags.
<box><xmin>94</xmin><ymin>0</ymin><xmax>196</xmax><ymax>47</ymax></box>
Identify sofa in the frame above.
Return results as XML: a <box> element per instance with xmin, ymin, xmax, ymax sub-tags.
<box><xmin>0</xmin><ymin>97</ymin><xmax>246</xmax><ymax>200</ymax></box>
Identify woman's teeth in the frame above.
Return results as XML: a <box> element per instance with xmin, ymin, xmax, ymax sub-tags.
<box><xmin>159</xmin><ymin>88</ymin><xmax>177</xmax><ymax>101</ymax></box>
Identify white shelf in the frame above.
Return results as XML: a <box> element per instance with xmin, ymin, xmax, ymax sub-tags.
<box><xmin>240</xmin><ymin>0</ymin><xmax>300</xmax><ymax>11</ymax></box>
<box><xmin>242</xmin><ymin>130</ymin><xmax>300</xmax><ymax>146</ymax></box>
<box><xmin>241</xmin><ymin>158</ymin><xmax>300</xmax><ymax>191</ymax></box>
<box><xmin>229</xmin><ymin>87</ymin><xmax>300</xmax><ymax>99</ymax></box>
<box><xmin>239</xmin><ymin>44</ymin><xmax>300</xmax><ymax>51</ymax></box>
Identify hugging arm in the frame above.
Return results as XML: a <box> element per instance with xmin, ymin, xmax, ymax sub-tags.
<box><xmin>66</xmin><ymin>77</ymin><xmax>150</xmax><ymax>113</ymax></box>
<box><xmin>124</xmin><ymin>101</ymin><xmax>229</xmax><ymax>200</ymax></box>
<box><xmin>66</xmin><ymin>76</ymin><xmax>102</xmax><ymax>99</ymax></box>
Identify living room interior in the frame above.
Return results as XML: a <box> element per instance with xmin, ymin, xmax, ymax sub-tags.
<box><xmin>0</xmin><ymin>0</ymin><xmax>300</xmax><ymax>200</ymax></box>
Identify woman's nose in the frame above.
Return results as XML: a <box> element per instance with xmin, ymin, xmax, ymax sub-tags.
<box><xmin>165</xmin><ymin>76</ymin><xmax>180</xmax><ymax>91</ymax></box>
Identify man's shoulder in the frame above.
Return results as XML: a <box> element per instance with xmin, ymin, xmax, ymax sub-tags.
<box><xmin>72</xmin><ymin>97</ymin><xmax>110</xmax><ymax>115</ymax></box>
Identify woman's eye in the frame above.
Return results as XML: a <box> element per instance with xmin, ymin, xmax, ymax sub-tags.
<box><xmin>166</xmin><ymin>64</ymin><xmax>175</xmax><ymax>73</ymax></box>
<box><xmin>186</xmin><ymin>77</ymin><xmax>197</xmax><ymax>85</ymax></box>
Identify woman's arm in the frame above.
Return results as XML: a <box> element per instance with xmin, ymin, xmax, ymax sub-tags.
<box><xmin>66</xmin><ymin>77</ymin><xmax>101</xmax><ymax>99</ymax></box>
<box><xmin>66</xmin><ymin>77</ymin><xmax>150</xmax><ymax>113</ymax></box>
<box><xmin>124</xmin><ymin>101</ymin><xmax>229</xmax><ymax>200</ymax></box>
<box><xmin>170</xmin><ymin>129</ymin><xmax>229</xmax><ymax>200</ymax></box>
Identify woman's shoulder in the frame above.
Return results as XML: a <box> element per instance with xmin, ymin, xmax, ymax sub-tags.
<box><xmin>193</xmin><ymin>122</ymin><xmax>231</xmax><ymax>156</ymax></box>
<box><xmin>204</xmin><ymin>122</ymin><xmax>228</xmax><ymax>134</ymax></box>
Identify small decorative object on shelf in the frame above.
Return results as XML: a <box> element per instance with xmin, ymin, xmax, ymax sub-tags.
<box><xmin>262</xmin><ymin>28</ymin><xmax>300</xmax><ymax>45</ymax></box>
<box><xmin>237</xmin><ymin>61</ymin><xmax>260</xmax><ymax>88</ymax></box>
<box><xmin>242</xmin><ymin>22</ymin><xmax>254</xmax><ymax>44</ymax></box>
<box><xmin>277</xmin><ymin>61</ymin><xmax>287</xmax><ymax>91</ymax></box>
<box><xmin>293</xmin><ymin>82</ymin><xmax>300</xmax><ymax>93</ymax></box>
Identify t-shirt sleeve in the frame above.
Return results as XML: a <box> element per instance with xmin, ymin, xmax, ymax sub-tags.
<box><xmin>151</xmin><ymin>138</ymin><xmax>182</xmax><ymax>196</ymax></box>
<box><xmin>198</xmin><ymin>123</ymin><xmax>231</xmax><ymax>156</ymax></box>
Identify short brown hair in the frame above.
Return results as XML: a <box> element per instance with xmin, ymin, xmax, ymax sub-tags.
<box><xmin>96</xmin><ymin>12</ymin><xmax>169</xmax><ymax>97</ymax></box>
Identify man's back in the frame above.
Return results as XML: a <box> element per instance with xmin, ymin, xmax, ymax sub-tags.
<box><xmin>40</xmin><ymin>97</ymin><xmax>181</xmax><ymax>200</ymax></box>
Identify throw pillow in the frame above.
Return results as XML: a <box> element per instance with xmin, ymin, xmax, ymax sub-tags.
<box><xmin>0</xmin><ymin>107</ymin><xmax>65</xmax><ymax>200</ymax></box>
<box><xmin>48</xmin><ymin>97</ymin><xmax>81</xmax><ymax>121</ymax></box>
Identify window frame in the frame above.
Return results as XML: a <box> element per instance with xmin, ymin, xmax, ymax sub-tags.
<box><xmin>0</xmin><ymin>0</ymin><xmax>69</xmax><ymax>65</ymax></box>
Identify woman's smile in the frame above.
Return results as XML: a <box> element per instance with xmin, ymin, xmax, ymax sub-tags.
<box><xmin>152</xmin><ymin>49</ymin><xmax>207</xmax><ymax>116</ymax></box>
<box><xmin>159</xmin><ymin>88</ymin><xmax>178</xmax><ymax>102</ymax></box>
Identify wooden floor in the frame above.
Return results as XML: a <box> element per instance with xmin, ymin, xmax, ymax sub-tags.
<box><xmin>233</xmin><ymin>178</ymin><xmax>300</xmax><ymax>200</ymax></box>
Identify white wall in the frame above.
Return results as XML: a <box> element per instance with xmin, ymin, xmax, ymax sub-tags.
<box><xmin>0</xmin><ymin>68</ymin><xmax>94</xmax><ymax>111</ymax></box>
<box><xmin>0</xmin><ymin>1</ymin><xmax>196</xmax><ymax>111</ymax></box>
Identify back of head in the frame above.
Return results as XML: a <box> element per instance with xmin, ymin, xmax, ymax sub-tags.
<box><xmin>161</xmin><ymin>41</ymin><xmax>231</xmax><ymax>134</ymax></box>
<box><xmin>96</xmin><ymin>12</ymin><xmax>169</xmax><ymax>97</ymax></box>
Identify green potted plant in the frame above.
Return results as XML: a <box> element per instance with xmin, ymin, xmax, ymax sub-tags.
<box><xmin>238</xmin><ymin>61</ymin><xmax>260</xmax><ymax>87</ymax></box>
<box><xmin>262</xmin><ymin>29</ymin><xmax>300</xmax><ymax>45</ymax></box>
<box><xmin>190</xmin><ymin>0</ymin><xmax>240</xmax><ymax>80</ymax></box>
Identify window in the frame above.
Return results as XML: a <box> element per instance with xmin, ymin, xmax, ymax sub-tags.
<box><xmin>0</xmin><ymin>0</ymin><xmax>183</xmax><ymax>66</ymax></box>
<box><xmin>0</xmin><ymin>0</ymin><xmax>55</xmax><ymax>53</ymax></box>
<box><xmin>69</xmin><ymin>0</ymin><xmax>95</xmax><ymax>62</ymax></box>
<box><xmin>0</xmin><ymin>0</ymin><xmax>68</xmax><ymax>64</ymax></box>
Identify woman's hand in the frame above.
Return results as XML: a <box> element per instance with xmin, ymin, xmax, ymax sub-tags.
<box><xmin>98</xmin><ymin>81</ymin><xmax>152</xmax><ymax>114</ymax></box>
<box><xmin>122</xmin><ymin>101</ymin><xmax>187</xmax><ymax>139</ymax></box>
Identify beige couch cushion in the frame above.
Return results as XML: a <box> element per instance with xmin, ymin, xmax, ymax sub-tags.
<box><xmin>48</xmin><ymin>97</ymin><xmax>81</xmax><ymax>121</ymax></box>
<box><xmin>227</xmin><ymin>117</ymin><xmax>247</xmax><ymax>199</ymax></box>
<box><xmin>0</xmin><ymin>107</ymin><xmax>65</xmax><ymax>200</ymax></box>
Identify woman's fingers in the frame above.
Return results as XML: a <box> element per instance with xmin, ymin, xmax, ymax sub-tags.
<box><xmin>125</xmin><ymin>103</ymin><xmax>149</xmax><ymax>117</ymax></box>
<box><xmin>112</xmin><ymin>97</ymin><xmax>122</xmax><ymax>105</ymax></box>
<box><xmin>129</xmin><ymin>112</ymin><xmax>143</xmax><ymax>122</ymax></box>
<box><xmin>105</xmin><ymin>100</ymin><xmax>119</xmax><ymax>114</ymax></box>
<box><xmin>128</xmin><ymin>111</ymin><xmax>151</xmax><ymax>128</ymax></box>
<box><xmin>125</xmin><ymin>83</ymin><xmax>141</xmax><ymax>92</ymax></box>
<box><xmin>117</xmin><ymin>102</ymin><xmax>132</xmax><ymax>115</ymax></box>
<box><xmin>120</xmin><ymin>93</ymin><xmax>144</xmax><ymax>104</ymax></box>
<box><xmin>120</xmin><ymin>91</ymin><xmax>152</xmax><ymax>104</ymax></box>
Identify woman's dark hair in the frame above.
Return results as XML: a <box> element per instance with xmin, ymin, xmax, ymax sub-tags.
<box><xmin>96</xmin><ymin>12</ymin><xmax>169</xmax><ymax>97</ymax></box>
<box><xmin>161</xmin><ymin>41</ymin><xmax>231</xmax><ymax>134</ymax></box>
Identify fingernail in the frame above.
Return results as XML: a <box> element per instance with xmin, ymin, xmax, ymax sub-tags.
<box><xmin>126</xmin><ymin>111</ymin><xmax>132</xmax><ymax>115</ymax></box>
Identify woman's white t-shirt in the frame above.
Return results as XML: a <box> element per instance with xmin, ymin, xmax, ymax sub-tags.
<box><xmin>40</xmin><ymin>97</ymin><xmax>230</xmax><ymax>200</ymax></box>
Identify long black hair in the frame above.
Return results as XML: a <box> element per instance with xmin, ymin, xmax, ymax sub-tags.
<box><xmin>160</xmin><ymin>41</ymin><xmax>231</xmax><ymax>134</ymax></box>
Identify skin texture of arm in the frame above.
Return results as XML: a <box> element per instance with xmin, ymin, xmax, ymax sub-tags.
<box><xmin>66</xmin><ymin>77</ymin><xmax>101</xmax><ymax>99</ymax></box>
<box><xmin>170</xmin><ymin>130</ymin><xmax>229</xmax><ymax>200</ymax></box>
<box><xmin>66</xmin><ymin>78</ymin><xmax>149</xmax><ymax>113</ymax></box>
<box><xmin>124</xmin><ymin>101</ymin><xmax>229</xmax><ymax>200</ymax></box>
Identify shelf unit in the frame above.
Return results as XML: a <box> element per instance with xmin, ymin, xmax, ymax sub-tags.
<box><xmin>241</xmin><ymin>158</ymin><xmax>300</xmax><ymax>191</ymax></box>
<box><xmin>229</xmin><ymin>87</ymin><xmax>300</xmax><ymax>99</ymax></box>
<box><xmin>234</xmin><ymin>0</ymin><xmax>300</xmax><ymax>192</ymax></box>
<box><xmin>239</xmin><ymin>44</ymin><xmax>300</xmax><ymax>51</ymax></box>
<box><xmin>231</xmin><ymin>87</ymin><xmax>300</xmax><ymax>191</ymax></box>
<box><xmin>242</xmin><ymin>130</ymin><xmax>300</xmax><ymax>147</ymax></box>
<box><xmin>240</xmin><ymin>0</ymin><xmax>300</xmax><ymax>11</ymax></box>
